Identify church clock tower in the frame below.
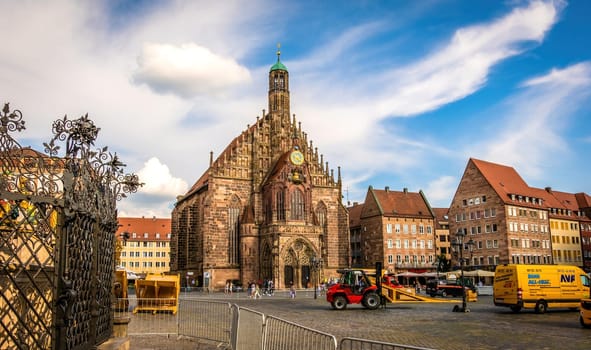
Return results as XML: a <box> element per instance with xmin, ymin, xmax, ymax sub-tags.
<box><xmin>268</xmin><ymin>44</ymin><xmax>291</xmax><ymax>155</ymax></box>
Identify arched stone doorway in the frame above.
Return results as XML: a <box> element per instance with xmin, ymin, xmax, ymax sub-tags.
<box><xmin>260</xmin><ymin>242</ymin><xmax>273</xmax><ymax>281</ymax></box>
<box><xmin>280</xmin><ymin>237</ymin><xmax>317</xmax><ymax>289</ymax></box>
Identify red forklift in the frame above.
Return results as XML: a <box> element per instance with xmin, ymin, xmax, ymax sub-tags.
<box><xmin>326</xmin><ymin>269</ymin><xmax>382</xmax><ymax>310</ymax></box>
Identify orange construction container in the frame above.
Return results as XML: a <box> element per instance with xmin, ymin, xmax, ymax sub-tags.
<box><xmin>133</xmin><ymin>273</ymin><xmax>180</xmax><ymax>315</ymax></box>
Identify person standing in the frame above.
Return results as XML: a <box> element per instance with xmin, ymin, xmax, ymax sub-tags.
<box><xmin>289</xmin><ymin>282</ymin><xmax>296</xmax><ymax>299</ymax></box>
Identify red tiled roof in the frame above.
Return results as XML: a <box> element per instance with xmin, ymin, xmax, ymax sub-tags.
<box><xmin>471</xmin><ymin>158</ymin><xmax>533</xmax><ymax>200</ymax></box>
<box><xmin>372</xmin><ymin>188</ymin><xmax>433</xmax><ymax>218</ymax></box>
<box><xmin>348</xmin><ymin>203</ymin><xmax>364</xmax><ymax>228</ymax></box>
<box><xmin>432</xmin><ymin>207</ymin><xmax>449</xmax><ymax>221</ymax></box>
<box><xmin>529</xmin><ymin>187</ymin><xmax>562</xmax><ymax>208</ymax></box>
<box><xmin>575</xmin><ymin>192</ymin><xmax>591</xmax><ymax>209</ymax></box>
<box><xmin>116</xmin><ymin>217</ymin><xmax>171</xmax><ymax>241</ymax></box>
<box><xmin>549</xmin><ymin>190</ymin><xmax>579</xmax><ymax>211</ymax></box>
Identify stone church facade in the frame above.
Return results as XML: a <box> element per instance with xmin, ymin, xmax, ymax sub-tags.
<box><xmin>170</xmin><ymin>50</ymin><xmax>350</xmax><ymax>290</ymax></box>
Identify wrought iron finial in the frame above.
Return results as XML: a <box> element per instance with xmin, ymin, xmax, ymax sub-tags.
<box><xmin>0</xmin><ymin>103</ymin><xmax>25</xmax><ymax>150</ymax></box>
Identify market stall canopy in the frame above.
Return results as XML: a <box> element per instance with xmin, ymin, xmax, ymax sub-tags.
<box><xmin>395</xmin><ymin>272</ymin><xmax>422</xmax><ymax>277</ymax></box>
<box><xmin>464</xmin><ymin>269</ymin><xmax>495</xmax><ymax>277</ymax></box>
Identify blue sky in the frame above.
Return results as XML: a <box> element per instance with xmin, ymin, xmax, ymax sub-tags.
<box><xmin>1</xmin><ymin>0</ymin><xmax>590</xmax><ymax>217</ymax></box>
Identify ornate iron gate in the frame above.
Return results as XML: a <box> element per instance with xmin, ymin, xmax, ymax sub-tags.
<box><xmin>0</xmin><ymin>103</ymin><xmax>141</xmax><ymax>349</ymax></box>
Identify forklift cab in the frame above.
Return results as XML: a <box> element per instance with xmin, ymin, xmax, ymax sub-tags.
<box><xmin>339</xmin><ymin>270</ymin><xmax>371</xmax><ymax>294</ymax></box>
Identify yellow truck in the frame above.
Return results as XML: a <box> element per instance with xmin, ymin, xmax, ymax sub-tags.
<box><xmin>493</xmin><ymin>264</ymin><xmax>590</xmax><ymax>313</ymax></box>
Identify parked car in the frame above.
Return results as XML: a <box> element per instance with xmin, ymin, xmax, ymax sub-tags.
<box><xmin>231</xmin><ymin>280</ymin><xmax>243</xmax><ymax>292</ymax></box>
<box><xmin>426</xmin><ymin>278</ymin><xmax>474</xmax><ymax>297</ymax></box>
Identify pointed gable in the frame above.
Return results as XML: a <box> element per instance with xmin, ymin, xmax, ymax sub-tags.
<box><xmin>471</xmin><ymin>158</ymin><xmax>531</xmax><ymax>200</ymax></box>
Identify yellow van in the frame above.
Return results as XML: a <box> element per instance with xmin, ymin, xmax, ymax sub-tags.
<box><xmin>493</xmin><ymin>264</ymin><xmax>590</xmax><ymax>313</ymax></box>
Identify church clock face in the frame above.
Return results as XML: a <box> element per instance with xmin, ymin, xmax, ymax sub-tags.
<box><xmin>290</xmin><ymin>150</ymin><xmax>304</xmax><ymax>165</ymax></box>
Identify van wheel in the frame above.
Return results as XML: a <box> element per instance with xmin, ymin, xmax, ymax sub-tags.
<box><xmin>332</xmin><ymin>296</ymin><xmax>347</xmax><ymax>310</ymax></box>
<box><xmin>441</xmin><ymin>290</ymin><xmax>447</xmax><ymax>297</ymax></box>
<box><xmin>535</xmin><ymin>301</ymin><xmax>547</xmax><ymax>314</ymax></box>
<box><xmin>581</xmin><ymin>315</ymin><xmax>590</xmax><ymax>328</ymax></box>
<box><xmin>510</xmin><ymin>305</ymin><xmax>521</xmax><ymax>313</ymax></box>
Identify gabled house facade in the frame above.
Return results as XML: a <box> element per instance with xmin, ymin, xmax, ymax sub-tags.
<box><xmin>449</xmin><ymin>158</ymin><xmax>552</xmax><ymax>270</ymax></box>
<box><xmin>356</xmin><ymin>186</ymin><xmax>436</xmax><ymax>273</ymax></box>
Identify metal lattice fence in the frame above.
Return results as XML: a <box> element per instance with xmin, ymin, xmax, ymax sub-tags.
<box><xmin>0</xmin><ymin>103</ymin><xmax>141</xmax><ymax>350</ymax></box>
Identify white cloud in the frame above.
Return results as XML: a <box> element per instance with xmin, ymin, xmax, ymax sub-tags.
<box><xmin>473</xmin><ymin>61</ymin><xmax>591</xmax><ymax>179</ymax></box>
<box><xmin>425</xmin><ymin>176</ymin><xmax>458</xmax><ymax>207</ymax></box>
<box><xmin>133</xmin><ymin>43</ymin><xmax>252</xmax><ymax>98</ymax></box>
<box><xmin>376</xmin><ymin>0</ymin><xmax>561</xmax><ymax>117</ymax></box>
<box><xmin>295</xmin><ymin>0</ymin><xmax>562</xmax><ymax>191</ymax></box>
<box><xmin>137</xmin><ymin>157</ymin><xmax>188</xmax><ymax>197</ymax></box>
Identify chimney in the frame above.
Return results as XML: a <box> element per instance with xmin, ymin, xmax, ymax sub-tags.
<box><xmin>403</xmin><ymin>187</ymin><xmax>408</xmax><ymax>194</ymax></box>
<box><xmin>545</xmin><ymin>187</ymin><xmax>552</xmax><ymax>193</ymax></box>
<box><xmin>385</xmin><ymin>186</ymin><xmax>390</xmax><ymax>192</ymax></box>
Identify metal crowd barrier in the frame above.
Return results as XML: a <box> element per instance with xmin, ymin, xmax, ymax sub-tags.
<box><xmin>177</xmin><ymin>299</ymin><xmax>234</xmax><ymax>344</ymax></box>
<box><xmin>114</xmin><ymin>298</ymin><xmax>430</xmax><ymax>350</ymax></box>
<box><xmin>233</xmin><ymin>306</ymin><xmax>265</xmax><ymax>350</ymax></box>
<box><xmin>263</xmin><ymin>315</ymin><xmax>338</xmax><ymax>350</ymax></box>
<box><xmin>339</xmin><ymin>337</ymin><xmax>435</xmax><ymax>350</ymax></box>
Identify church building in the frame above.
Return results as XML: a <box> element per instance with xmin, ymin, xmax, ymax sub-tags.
<box><xmin>170</xmin><ymin>49</ymin><xmax>350</xmax><ymax>290</ymax></box>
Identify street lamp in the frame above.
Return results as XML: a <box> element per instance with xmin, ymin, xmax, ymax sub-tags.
<box><xmin>451</xmin><ymin>230</ymin><xmax>474</xmax><ymax>313</ymax></box>
<box><xmin>310</xmin><ymin>255</ymin><xmax>323</xmax><ymax>299</ymax></box>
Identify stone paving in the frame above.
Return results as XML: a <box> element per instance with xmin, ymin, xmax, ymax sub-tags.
<box><xmin>129</xmin><ymin>289</ymin><xmax>590</xmax><ymax>349</ymax></box>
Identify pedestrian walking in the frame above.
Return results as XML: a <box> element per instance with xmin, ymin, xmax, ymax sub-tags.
<box><xmin>254</xmin><ymin>283</ymin><xmax>261</xmax><ymax>299</ymax></box>
<box><xmin>289</xmin><ymin>282</ymin><xmax>296</xmax><ymax>299</ymax></box>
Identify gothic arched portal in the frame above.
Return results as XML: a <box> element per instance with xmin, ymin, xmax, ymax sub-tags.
<box><xmin>279</xmin><ymin>237</ymin><xmax>317</xmax><ymax>289</ymax></box>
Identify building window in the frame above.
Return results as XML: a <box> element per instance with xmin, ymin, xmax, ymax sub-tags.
<box><xmin>144</xmin><ymin>233</ymin><xmax>149</xmax><ymax>238</ymax></box>
<box><xmin>276</xmin><ymin>191</ymin><xmax>285</xmax><ymax>221</ymax></box>
<box><xmin>388</xmin><ymin>255</ymin><xmax>393</xmax><ymax>264</ymax></box>
<box><xmin>132</xmin><ymin>232</ymin><xmax>137</xmax><ymax>238</ymax></box>
<box><xmin>387</xmin><ymin>239</ymin><xmax>393</xmax><ymax>248</ymax></box>
<box><xmin>291</xmin><ymin>189</ymin><xmax>305</xmax><ymax>220</ymax></box>
<box><xmin>228</xmin><ymin>205</ymin><xmax>240</xmax><ymax>265</ymax></box>
<box><xmin>386</xmin><ymin>224</ymin><xmax>392</xmax><ymax>234</ymax></box>
<box><xmin>411</xmin><ymin>225</ymin><xmax>417</xmax><ymax>234</ymax></box>
<box><xmin>426</xmin><ymin>226</ymin><xmax>432</xmax><ymax>234</ymax></box>
<box><xmin>403</xmin><ymin>225</ymin><xmax>409</xmax><ymax>234</ymax></box>
<box><xmin>395</xmin><ymin>224</ymin><xmax>400</xmax><ymax>233</ymax></box>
